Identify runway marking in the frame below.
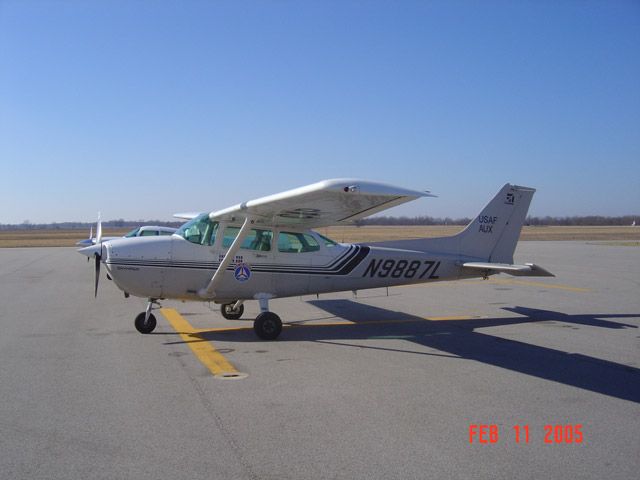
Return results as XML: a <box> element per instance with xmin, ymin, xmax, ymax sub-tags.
<box><xmin>160</xmin><ymin>308</ymin><xmax>246</xmax><ymax>379</ymax></box>
<box><xmin>487</xmin><ymin>278</ymin><xmax>591</xmax><ymax>292</ymax></box>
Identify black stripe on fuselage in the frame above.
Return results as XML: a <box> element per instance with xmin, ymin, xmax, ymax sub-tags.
<box><xmin>106</xmin><ymin>246</ymin><xmax>370</xmax><ymax>276</ymax></box>
<box><xmin>106</xmin><ymin>245</ymin><xmax>355</xmax><ymax>271</ymax></box>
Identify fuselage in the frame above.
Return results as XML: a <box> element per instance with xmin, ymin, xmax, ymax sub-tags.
<box><xmin>103</xmin><ymin>229</ymin><xmax>478</xmax><ymax>303</ymax></box>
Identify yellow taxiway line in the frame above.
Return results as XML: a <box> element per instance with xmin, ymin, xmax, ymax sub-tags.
<box><xmin>158</xmin><ymin>307</ymin><xmax>524</xmax><ymax>377</ymax></box>
<box><xmin>160</xmin><ymin>308</ymin><xmax>245</xmax><ymax>379</ymax></box>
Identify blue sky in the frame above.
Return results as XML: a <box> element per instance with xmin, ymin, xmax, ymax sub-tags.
<box><xmin>1</xmin><ymin>1</ymin><xmax>639</xmax><ymax>224</ymax></box>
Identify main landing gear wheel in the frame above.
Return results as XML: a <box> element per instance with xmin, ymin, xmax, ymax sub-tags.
<box><xmin>253</xmin><ymin>312</ymin><xmax>282</xmax><ymax>340</ymax></box>
<box><xmin>135</xmin><ymin>312</ymin><xmax>157</xmax><ymax>334</ymax></box>
<box><xmin>221</xmin><ymin>302</ymin><xmax>244</xmax><ymax>320</ymax></box>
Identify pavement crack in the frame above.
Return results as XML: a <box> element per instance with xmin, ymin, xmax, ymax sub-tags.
<box><xmin>186</xmin><ymin>371</ymin><xmax>258</xmax><ymax>480</ymax></box>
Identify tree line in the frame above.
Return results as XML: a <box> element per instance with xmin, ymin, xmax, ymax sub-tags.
<box><xmin>0</xmin><ymin>220</ymin><xmax>184</xmax><ymax>231</ymax></box>
<box><xmin>356</xmin><ymin>215</ymin><xmax>638</xmax><ymax>227</ymax></box>
<box><xmin>1</xmin><ymin>215</ymin><xmax>637</xmax><ymax>230</ymax></box>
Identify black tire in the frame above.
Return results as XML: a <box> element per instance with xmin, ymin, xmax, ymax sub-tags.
<box><xmin>135</xmin><ymin>312</ymin><xmax>157</xmax><ymax>334</ymax></box>
<box><xmin>221</xmin><ymin>302</ymin><xmax>244</xmax><ymax>320</ymax></box>
<box><xmin>253</xmin><ymin>312</ymin><xmax>282</xmax><ymax>340</ymax></box>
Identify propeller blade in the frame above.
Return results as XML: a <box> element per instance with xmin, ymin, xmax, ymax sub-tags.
<box><xmin>96</xmin><ymin>213</ymin><xmax>102</xmax><ymax>245</ymax></box>
<box><xmin>94</xmin><ymin>251</ymin><xmax>101</xmax><ymax>298</ymax></box>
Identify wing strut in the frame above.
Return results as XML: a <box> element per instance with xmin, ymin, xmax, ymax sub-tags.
<box><xmin>198</xmin><ymin>216</ymin><xmax>254</xmax><ymax>299</ymax></box>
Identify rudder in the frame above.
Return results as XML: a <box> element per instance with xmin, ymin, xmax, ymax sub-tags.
<box><xmin>455</xmin><ymin>184</ymin><xmax>535</xmax><ymax>263</ymax></box>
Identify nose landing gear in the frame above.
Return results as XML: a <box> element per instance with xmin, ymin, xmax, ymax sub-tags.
<box><xmin>220</xmin><ymin>301</ymin><xmax>245</xmax><ymax>320</ymax></box>
<box><xmin>135</xmin><ymin>299</ymin><xmax>160</xmax><ymax>334</ymax></box>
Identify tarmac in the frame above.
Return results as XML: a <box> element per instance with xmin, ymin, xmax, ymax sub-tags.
<box><xmin>1</xmin><ymin>241</ymin><xmax>638</xmax><ymax>479</ymax></box>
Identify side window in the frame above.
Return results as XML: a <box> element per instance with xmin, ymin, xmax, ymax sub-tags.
<box><xmin>222</xmin><ymin>227</ymin><xmax>273</xmax><ymax>251</ymax></box>
<box><xmin>140</xmin><ymin>229</ymin><xmax>157</xmax><ymax>237</ymax></box>
<box><xmin>278</xmin><ymin>232</ymin><xmax>320</xmax><ymax>253</ymax></box>
<box><xmin>245</xmin><ymin>229</ymin><xmax>273</xmax><ymax>251</ymax></box>
<box><xmin>223</xmin><ymin>227</ymin><xmax>240</xmax><ymax>248</ymax></box>
<box><xmin>317</xmin><ymin>233</ymin><xmax>338</xmax><ymax>247</ymax></box>
<box><xmin>201</xmin><ymin>222</ymin><xmax>218</xmax><ymax>245</ymax></box>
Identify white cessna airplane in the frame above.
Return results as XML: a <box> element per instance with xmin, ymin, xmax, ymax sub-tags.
<box><xmin>78</xmin><ymin>179</ymin><xmax>552</xmax><ymax>340</ymax></box>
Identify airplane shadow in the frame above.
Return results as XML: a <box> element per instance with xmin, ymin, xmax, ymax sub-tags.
<box><xmin>183</xmin><ymin>300</ymin><xmax>640</xmax><ymax>404</ymax></box>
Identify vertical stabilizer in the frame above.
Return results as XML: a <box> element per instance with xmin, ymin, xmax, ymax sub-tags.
<box><xmin>368</xmin><ymin>183</ymin><xmax>537</xmax><ymax>264</ymax></box>
<box><xmin>455</xmin><ymin>184</ymin><xmax>535</xmax><ymax>263</ymax></box>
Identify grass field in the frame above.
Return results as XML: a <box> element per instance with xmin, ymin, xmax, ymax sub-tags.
<box><xmin>1</xmin><ymin>225</ymin><xmax>639</xmax><ymax>248</ymax></box>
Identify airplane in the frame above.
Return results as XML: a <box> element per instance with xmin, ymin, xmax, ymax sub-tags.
<box><xmin>76</xmin><ymin>216</ymin><xmax>176</xmax><ymax>247</ymax></box>
<box><xmin>78</xmin><ymin>179</ymin><xmax>553</xmax><ymax>340</ymax></box>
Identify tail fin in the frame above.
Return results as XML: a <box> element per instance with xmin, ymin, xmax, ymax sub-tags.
<box><xmin>369</xmin><ymin>183</ymin><xmax>536</xmax><ymax>264</ymax></box>
<box><xmin>454</xmin><ymin>184</ymin><xmax>535</xmax><ymax>263</ymax></box>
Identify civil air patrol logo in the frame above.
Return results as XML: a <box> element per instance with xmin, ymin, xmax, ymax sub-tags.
<box><xmin>234</xmin><ymin>262</ymin><xmax>251</xmax><ymax>282</ymax></box>
<box><xmin>505</xmin><ymin>192</ymin><xmax>515</xmax><ymax>205</ymax></box>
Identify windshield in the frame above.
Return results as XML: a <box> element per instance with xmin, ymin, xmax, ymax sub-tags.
<box><xmin>124</xmin><ymin>227</ymin><xmax>140</xmax><ymax>238</ymax></box>
<box><xmin>176</xmin><ymin>214</ymin><xmax>219</xmax><ymax>246</ymax></box>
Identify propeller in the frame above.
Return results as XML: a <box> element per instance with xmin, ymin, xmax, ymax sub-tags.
<box><xmin>77</xmin><ymin>213</ymin><xmax>104</xmax><ymax>297</ymax></box>
<box><xmin>94</xmin><ymin>245</ymin><xmax>102</xmax><ymax>298</ymax></box>
<box><xmin>77</xmin><ymin>243</ymin><xmax>103</xmax><ymax>296</ymax></box>
<box><xmin>87</xmin><ymin>226</ymin><xmax>93</xmax><ymax>261</ymax></box>
<box><xmin>94</xmin><ymin>213</ymin><xmax>102</xmax><ymax>297</ymax></box>
<box><xmin>95</xmin><ymin>212</ymin><xmax>102</xmax><ymax>245</ymax></box>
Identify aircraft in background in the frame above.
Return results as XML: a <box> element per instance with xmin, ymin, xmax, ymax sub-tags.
<box><xmin>78</xmin><ymin>179</ymin><xmax>553</xmax><ymax>340</ymax></box>
<box><xmin>76</xmin><ymin>216</ymin><xmax>176</xmax><ymax>247</ymax></box>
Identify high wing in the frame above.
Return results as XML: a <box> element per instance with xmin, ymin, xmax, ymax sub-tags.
<box><xmin>207</xmin><ymin>178</ymin><xmax>435</xmax><ymax>228</ymax></box>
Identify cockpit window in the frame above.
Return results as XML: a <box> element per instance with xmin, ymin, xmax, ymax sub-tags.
<box><xmin>176</xmin><ymin>214</ymin><xmax>219</xmax><ymax>246</ymax></box>
<box><xmin>278</xmin><ymin>232</ymin><xmax>320</xmax><ymax>253</ymax></box>
<box><xmin>124</xmin><ymin>227</ymin><xmax>140</xmax><ymax>238</ymax></box>
<box><xmin>317</xmin><ymin>233</ymin><xmax>338</xmax><ymax>247</ymax></box>
<box><xmin>223</xmin><ymin>227</ymin><xmax>273</xmax><ymax>251</ymax></box>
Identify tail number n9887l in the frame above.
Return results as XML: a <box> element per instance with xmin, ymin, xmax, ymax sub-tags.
<box><xmin>362</xmin><ymin>259</ymin><xmax>440</xmax><ymax>279</ymax></box>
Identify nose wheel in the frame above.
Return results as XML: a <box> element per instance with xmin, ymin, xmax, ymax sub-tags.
<box><xmin>135</xmin><ymin>299</ymin><xmax>159</xmax><ymax>334</ymax></box>
<box><xmin>135</xmin><ymin>312</ymin><xmax>157</xmax><ymax>334</ymax></box>
<box><xmin>221</xmin><ymin>301</ymin><xmax>244</xmax><ymax>320</ymax></box>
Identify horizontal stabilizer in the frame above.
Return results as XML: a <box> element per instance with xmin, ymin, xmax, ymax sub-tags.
<box><xmin>462</xmin><ymin>262</ymin><xmax>554</xmax><ymax>277</ymax></box>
